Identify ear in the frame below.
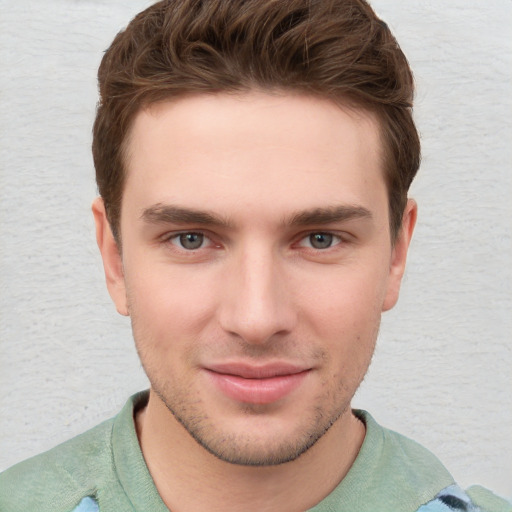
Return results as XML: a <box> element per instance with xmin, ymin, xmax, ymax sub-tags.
<box><xmin>92</xmin><ymin>197</ymin><xmax>129</xmax><ymax>316</ymax></box>
<box><xmin>382</xmin><ymin>198</ymin><xmax>417</xmax><ymax>312</ymax></box>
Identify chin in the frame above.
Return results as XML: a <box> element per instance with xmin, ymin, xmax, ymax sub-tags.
<box><xmin>155</xmin><ymin>385</ymin><xmax>347</xmax><ymax>467</ymax></box>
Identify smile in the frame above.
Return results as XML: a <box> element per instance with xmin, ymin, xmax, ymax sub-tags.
<box><xmin>204</xmin><ymin>363</ymin><xmax>311</xmax><ymax>405</ymax></box>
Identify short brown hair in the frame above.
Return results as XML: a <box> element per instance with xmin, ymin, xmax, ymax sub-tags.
<box><xmin>93</xmin><ymin>0</ymin><xmax>420</xmax><ymax>242</ymax></box>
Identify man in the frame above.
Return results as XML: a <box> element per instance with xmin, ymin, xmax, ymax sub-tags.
<box><xmin>0</xmin><ymin>1</ymin><xmax>510</xmax><ymax>511</ymax></box>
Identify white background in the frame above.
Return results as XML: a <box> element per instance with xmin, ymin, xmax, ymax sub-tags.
<box><xmin>0</xmin><ymin>0</ymin><xmax>511</xmax><ymax>499</ymax></box>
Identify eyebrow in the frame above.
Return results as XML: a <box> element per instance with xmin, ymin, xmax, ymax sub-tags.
<box><xmin>141</xmin><ymin>204</ymin><xmax>233</xmax><ymax>228</ymax></box>
<box><xmin>288</xmin><ymin>205</ymin><xmax>372</xmax><ymax>226</ymax></box>
<box><xmin>140</xmin><ymin>203</ymin><xmax>372</xmax><ymax>228</ymax></box>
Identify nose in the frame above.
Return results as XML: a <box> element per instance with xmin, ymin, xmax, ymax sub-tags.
<box><xmin>218</xmin><ymin>245</ymin><xmax>297</xmax><ymax>345</ymax></box>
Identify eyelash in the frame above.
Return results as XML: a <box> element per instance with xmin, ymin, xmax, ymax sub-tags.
<box><xmin>297</xmin><ymin>232</ymin><xmax>343</xmax><ymax>250</ymax></box>
<box><xmin>162</xmin><ymin>230</ymin><xmax>346</xmax><ymax>252</ymax></box>
<box><xmin>166</xmin><ymin>231</ymin><xmax>216</xmax><ymax>251</ymax></box>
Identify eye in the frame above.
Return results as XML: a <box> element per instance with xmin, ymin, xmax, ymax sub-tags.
<box><xmin>170</xmin><ymin>232</ymin><xmax>208</xmax><ymax>250</ymax></box>
<box><xmin>299</xmin><ymin>232</ymin><xmax>342</xmax><ymax>250</ymax></box>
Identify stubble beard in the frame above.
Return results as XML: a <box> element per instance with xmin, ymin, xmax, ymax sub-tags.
<box><xmin>130</xmin><ymin>312</ymin><xmax>376</xmax><ymax>468</ymax></box>
<box><xmin>135</xmin><ymin>340</ymin><xmax>363</xmax><ymax>467</ymax></box>
<box><xmin>151</xmin><ymin>382</ymin><xmax>350</xmax><ymax>467</ymax></box>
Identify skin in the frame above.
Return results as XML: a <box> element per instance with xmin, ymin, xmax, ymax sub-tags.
<box><xmin>93</xmin><ymin>91</ymin><xmax>416</xmax><ymax>512</ymax></box>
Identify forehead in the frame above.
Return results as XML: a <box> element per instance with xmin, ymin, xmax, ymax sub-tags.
<box><xmin>122</xmin><ymin>91</ymin><xmax>386</xmax><ymax>222</ymax></box>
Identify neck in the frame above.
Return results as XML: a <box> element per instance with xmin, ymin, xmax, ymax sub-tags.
<box><xmin>136</xmin><ymin>389</ymin><xmax>365</xmax><ymax>512</ymax></box>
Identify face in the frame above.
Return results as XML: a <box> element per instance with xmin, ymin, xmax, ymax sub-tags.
<box><xmin>94</xmin><ymin>91</ymin><xmax>415</xmax><ymax>466</ymax></box>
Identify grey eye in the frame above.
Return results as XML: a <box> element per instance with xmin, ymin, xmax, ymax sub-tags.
<box><xmin>178</xmin><ymin>233</ymin><xmax>204</xmax><ymax>250</ymax></box>
<box><xmin>309</xmin><ymin>233</ymin><xmax>334</xmax><ymax>249</ymax></box>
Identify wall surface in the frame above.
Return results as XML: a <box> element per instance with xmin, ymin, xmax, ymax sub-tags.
<box><xmin>1</xmin><ymin>0</ymin><xmax>511</xmax><ymax>500</ymax></box>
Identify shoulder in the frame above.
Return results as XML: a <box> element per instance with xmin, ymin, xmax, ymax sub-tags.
<box><xmin>356</xmin><ymin>410</ymin><xmax>456</xmax><ymax>494</ymax></box>
<box><xmin>367</xmin><ymin>417</ymin><xmax>512</xmax><ymax>512</ymax></box>
<box><xmin>417</xmin><ymin>484</ymin><xmax>512</xmax><ymax>512</ymax></box>
<box><xmin>466</xmin><ymin>485</ymin><xmax>512</xmax><ymax>512</ymax></box>
<box><xmin>0</xmin><ymin>418</ymin><xmax>114</xmax><ymax>512</ymax></box>
<box><xmin>353</xmin><ymin>411</ymin><xmax>512</xmax><ymax>512</ymax></box>
<box><xmin>311</xmin><ymin>410</ymin><xmax>458</xmax><ymax>511</ymax></box>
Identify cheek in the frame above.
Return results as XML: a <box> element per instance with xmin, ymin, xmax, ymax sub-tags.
<box><xmin>297</xmin><ymin>265</ymin><xmax>385</xmax><ymax>364</ymax></box>
<box><xmin>125</xmin><ymin>263</ymin><xmax>221</xmax><ymax>340</ymax></box>
<box><xmin>300</xmin><ymin>263</ymin><xmax>388</xmax><ymax>325</ymax></box>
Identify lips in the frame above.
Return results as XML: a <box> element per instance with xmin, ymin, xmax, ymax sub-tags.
<box><xmin>204</xmin><ymin>363</ymin><xmax>310</xmax><ymax>405</ymax></box>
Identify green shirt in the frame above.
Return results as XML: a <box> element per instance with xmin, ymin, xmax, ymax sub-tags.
<box><xmin>0</xmin><ymin>391</ymin><xmax>509</xmax><ymax>512</ymax></box>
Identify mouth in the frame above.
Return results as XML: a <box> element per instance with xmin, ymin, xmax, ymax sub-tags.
<box><xmin>203</xmin><ymin>363</ymin><xmax>311</xmax><ymax>405</ymax></box>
